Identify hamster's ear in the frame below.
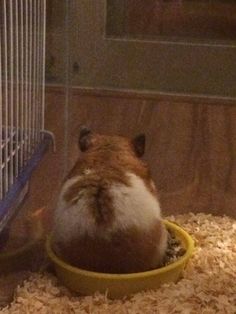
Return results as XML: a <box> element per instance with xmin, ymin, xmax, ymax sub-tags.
<box><xmin>79</xmin><ymin>127</ymin><xmax>92</xmax><ymax>152</ymax></box>
<box><xmin>132</xmin><ymin>133</ymin><xmax>145</xmax><ymax>157</ymax></box>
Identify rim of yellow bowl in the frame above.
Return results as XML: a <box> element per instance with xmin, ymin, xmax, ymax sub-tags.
<box><xmin>46</xmin><ymin>220</ymin><xmax>195</xmax><ymax>280</ymax></box>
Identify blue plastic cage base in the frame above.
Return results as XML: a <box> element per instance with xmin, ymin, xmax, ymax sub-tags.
<box><xmin>0</xmin><ymin>134</ymin><xmax>52</xmax><ymax>233</ymax></box>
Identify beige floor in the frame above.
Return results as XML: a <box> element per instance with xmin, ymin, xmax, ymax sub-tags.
<box><xmin>3</xmin><ymin>212</ymin><xmax>236</xmax><ymax>313</ymax></box>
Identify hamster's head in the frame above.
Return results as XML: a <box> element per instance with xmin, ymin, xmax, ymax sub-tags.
<box><xmin>78</xmin><ymin>127</ymin><xmax>146</xmax><ymax>159</ymax></box>
<box><xmin>65</xmin><ymin>127</ymin><xmax>156</xmax><ymax>195</ymax></box>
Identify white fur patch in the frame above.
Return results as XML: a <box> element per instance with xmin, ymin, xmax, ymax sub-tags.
<box><xmin>56</xmin><ymin>176</ymin><xmax>81</xmax><ymax>210</ymax></box>
<box><xmin>110</xmin><ymin>173</ymin><xmax>161</xmax><ymax>231</ymax></box>
<box><xmin>83</xmin><ymin>168</ymin><xmax>93</xmax><ymax>175</ymax></box>
<box><xmin>53</xmin><ymin>172</ymin><xmax>162</xmax><ymax>243</ymax></box>
<box><xmin>54</xmin><ymin>175</ymin><xmax>96</xmax><ymax>243</ymax></box>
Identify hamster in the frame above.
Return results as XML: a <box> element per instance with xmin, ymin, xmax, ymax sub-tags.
<box><xmin>52</xmin><ymin>128</ymin><xmax>168</xmax><ymax>273</ymax></box>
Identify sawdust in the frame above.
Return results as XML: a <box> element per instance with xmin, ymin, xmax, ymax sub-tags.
<box><xmin>1</xmin><ymin>213</ymin><xmax>236</xmax><ymax>314</ymax></box>
<box><xmin>162</xmin><ymin>228</ymin><xmax>186</xmax><ymax>266</ymax></box>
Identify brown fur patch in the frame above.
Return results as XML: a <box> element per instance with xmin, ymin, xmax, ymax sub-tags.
<box><xmin>65</xmin><ymin>134</ymin><xmax>157</xmax><ymax>195</ymax></box>
<box><xmin>91</xmin><ymin>185</ymin><xmax>114</xmax><ymax>225</ymax></box>
<box><xmin>53</xmin><ymin>219</ymin><xmax>166</xmax><ymax>274</ymax></box>
<box><xmin>63</xmin><ymin>174</ymin><xmax>116</xmax><ymax>226</ymax></box>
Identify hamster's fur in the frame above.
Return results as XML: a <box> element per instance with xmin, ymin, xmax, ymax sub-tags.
<box><xmin>52</xmin><ymin>129</ymin><xmax>167</xmax><ymax>273</ymax></box>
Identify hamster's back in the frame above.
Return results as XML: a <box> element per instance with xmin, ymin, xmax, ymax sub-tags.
<box><xmin>52</xmin><ymin>130</ymin><xmax>167</xmax><ymax>273</ymax></box>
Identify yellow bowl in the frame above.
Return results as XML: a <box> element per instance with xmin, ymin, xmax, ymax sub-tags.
<box><xmin>46</xmin><ymin>221</ymin><xmax>194</xmax><ymax>298</ymax></box>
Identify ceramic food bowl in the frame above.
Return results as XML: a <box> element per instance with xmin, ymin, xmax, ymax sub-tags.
<box><xmin>46</xmin><ymin>220</ymin><xmax>194</xmax><ymax>298</ymax></box>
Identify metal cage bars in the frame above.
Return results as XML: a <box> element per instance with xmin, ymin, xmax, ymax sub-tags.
<box><xmin>0</xmin><ymin>0</ymin><xmax>46</xmax><ymax>200</ymax></box>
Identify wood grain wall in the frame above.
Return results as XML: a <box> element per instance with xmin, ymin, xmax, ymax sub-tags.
<box><xmin>60</xmin><ymin>88</ymin><xmax>236</xmax><ymax>218</ymax></box>
<box><xmin>17</xmin><ymin>87</ymin><xmax>236</xmax><ymax>229</ymax></box>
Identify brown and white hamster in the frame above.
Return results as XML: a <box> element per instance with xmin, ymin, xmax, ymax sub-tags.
<box><xmin>52</xmin><ymin>128</ymin><xmax>167</xmax><ymax>273</ymax></box>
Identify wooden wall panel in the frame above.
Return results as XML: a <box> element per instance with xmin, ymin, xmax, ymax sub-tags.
<box><xmin>59</xmin><ymin>89</ymin><xmax>236</xmax><ymax>218</ymax></box>
<box><xmin>17</xmin><ymin>88</ymin><xmax>236</xmax><ymax>220</ymax></box>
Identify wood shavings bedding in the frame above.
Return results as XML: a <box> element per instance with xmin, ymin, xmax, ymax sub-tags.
<box><xmin>2</xmin><ymin>213</ymin><xmax>236</xmax><ymax>314</ymax></box>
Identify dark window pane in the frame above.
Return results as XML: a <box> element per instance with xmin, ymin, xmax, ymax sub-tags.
<box><xmin>106</xmin><ymin>0</ymin><xmax>236</xmax><ymax>41</ymax></box>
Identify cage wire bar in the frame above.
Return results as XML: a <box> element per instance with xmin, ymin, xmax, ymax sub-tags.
<box><xmin>0</xmin><ymin>0</ymin><xmax>50</xmax><ymax>231</ymax></box>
